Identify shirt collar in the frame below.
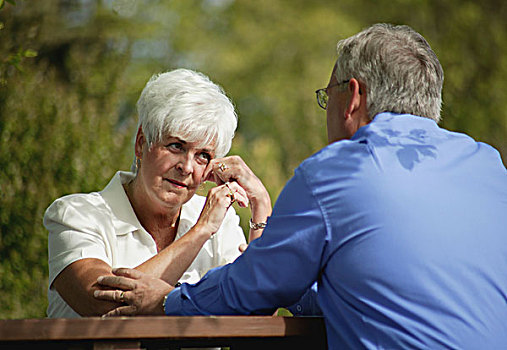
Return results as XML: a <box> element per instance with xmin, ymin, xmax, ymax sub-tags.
<box><xmin>352</xmin><ymin>112</ymin><xmax>439</xmax><ymax>141</ymax></box>
<box><xmin>100</xmin><ymin>171</ymin><xmax>144</xmax><ymax>236</ymax></box>
<box><xmin>100</xmin><ymin>171</ymin><xmax>205</xmax><ymax>238</ymax></box>
<box><xmin>176</xmin><ymin>194</ymin><xmax>205</xmax><ymax>239</ymax></box>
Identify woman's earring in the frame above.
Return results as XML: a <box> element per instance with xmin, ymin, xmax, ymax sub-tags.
<box><xmin>135</xmin><ymin>157</ymin><xmax>142</xmax><ymax>173</ymax></box>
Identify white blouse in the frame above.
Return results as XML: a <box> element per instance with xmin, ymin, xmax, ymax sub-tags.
<box><xmin>44</xmin><ymin>171</ymin><xmax>246</xmax><ymax>318</ymax></box>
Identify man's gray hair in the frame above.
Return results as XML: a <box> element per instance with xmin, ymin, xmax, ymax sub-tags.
<box><xmin>136</xmin><ymin>69</ymin><xmax>237</xmax><ymax>158</ymax></box>
<box><xmin>335</xmin><ymin>23</ymin><xmax>444</xmax><ymax>122</ymax></box>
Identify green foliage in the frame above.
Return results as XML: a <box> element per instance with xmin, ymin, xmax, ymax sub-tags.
<box><xmin>0</xmin><ymin>0</ymin><xmax>37</xmax><ymax>85</ymax></box>
<box><xmin>0</xmin><ymin>0</ymin><xmax>17</xmax><ymax>10</ymax></box>
<box><xmin>0</xmin><ymin>0</ymin><xmax>505</xmax><ymax>319</ymax></box>
<box><xmin>0</xmin><ymin>1</ymin><xmax>136</xmax><ymax>318</ymax></box>
<box><xmin>339</xmin><ymin>0</ymin><xmax>507</xmax><ymax>158</ymax></box>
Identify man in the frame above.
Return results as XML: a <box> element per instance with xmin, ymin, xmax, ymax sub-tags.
<box><xmin>94</xmin><ymin>24</ymin><xmax>507</xmax><ymax>349</ymax></box>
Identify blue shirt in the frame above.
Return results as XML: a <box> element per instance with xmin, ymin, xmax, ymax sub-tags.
<box><xmin>165</xmin><ymin>113</ymin><xmax>507</xmax><ymax>349</ymax></box>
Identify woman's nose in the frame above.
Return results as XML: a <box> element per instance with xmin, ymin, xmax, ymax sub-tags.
<box><xmin>176</xmin><ymin>155</ymin><xmax>193</xmax><ymax>175</ymax></box>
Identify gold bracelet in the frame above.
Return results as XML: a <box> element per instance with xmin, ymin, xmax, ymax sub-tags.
<box><xmin>249</xmin><ymin>218</ymin><xmax>267</xmax><ymax>230</ymax></box>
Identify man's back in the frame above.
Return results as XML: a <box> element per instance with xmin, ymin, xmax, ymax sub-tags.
<box><xmin>302</xmin><ymin>112</ymin><xmax>507</xmax><ymax>348</ymax></box>
<box><xmin>91</xmin><ymin>23</ymin><xmax>507</xmax><ymax>349</ymax></box>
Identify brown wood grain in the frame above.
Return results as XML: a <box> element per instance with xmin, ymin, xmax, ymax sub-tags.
<box><xmin>0</xmin><ymin>316</ymin><xmax>325</xmax><ymax>341</ymax></box>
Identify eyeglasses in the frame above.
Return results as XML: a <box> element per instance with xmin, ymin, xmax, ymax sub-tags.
<box><xmin>315</xmin><ymin>80</ymin><xmax>350</xmax><ymax>110</ymax></box>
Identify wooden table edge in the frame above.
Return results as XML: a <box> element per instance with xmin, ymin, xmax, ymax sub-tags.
<box><xmin>0</xmin><ymin>316</ymin><xmax>326</xmax><ymax>341</ymax></box>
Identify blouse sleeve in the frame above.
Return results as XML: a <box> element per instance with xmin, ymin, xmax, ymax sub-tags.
<box><xmin>44</xmin><ymin>194</ymin><xmax>116</xmax><ymax>288</ymax></box>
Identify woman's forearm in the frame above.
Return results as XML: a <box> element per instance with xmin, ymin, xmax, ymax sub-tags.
<box><xmin>248</xmin><ymin>189</ymin><xmax>272</xmax><ymax>242</ymax></box>
<box><xmin>136</xmin><ymin>182</ymin><xmax>249</xmax><ymax>285</ymax></box>
<box><xmin>135</xmin><ymin>225</ymin><xmax>211</xmax><ymax>285</ymax></box>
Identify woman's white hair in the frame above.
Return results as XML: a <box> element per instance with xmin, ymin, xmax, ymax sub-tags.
<box><xmin>335</xmin><ymin>23</ymin><xmax>444</xmax><ymax>122</ymax></box>
<box><xmin>136</xmin><ymin>69</ymin><xmax>237</xmax><ymax>158</ymax></box>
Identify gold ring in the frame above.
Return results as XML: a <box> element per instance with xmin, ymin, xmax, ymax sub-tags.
<box><xmin>119</xmin><ymin>291</ymin><xmax>125</xmax><ymax>303</ymax></box>
<box><xmin>225</xmin><ymin>183</ymin><xmax>236</xmax><ymax>204</ymax></box>
<box><xmin>218</xmin><ymin>162</ymin><xmax>228</xmax><ymax>172</ymax></box>
<box><xmin>227</xmin><ymin>192</ymin><xmax>236</xmax><ymax>204</ymax></box>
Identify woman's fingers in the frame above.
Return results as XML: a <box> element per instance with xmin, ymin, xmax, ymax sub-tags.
<box><xmin>197</xmin><ymin>179</ymin><xmax>254</xmax><ymax>234</ymax></box>
<box><xmin>225</xmin><ymin>181</ymin><xmax>249</xmax><ymax>208</ymax></box>
<box><xmin>207</xmin><ymin>182</ymin><xmax>246</xmax><ymax>208</ymax></box>
<box><xmin>212</xmin><ymin>156</ymin><xmax>245</xmax><ymax>184</ymax></box>
<box><xmin>197</xmin><ymin>184</ymin><xmax>236</xmax><ymax>234</ymax></box>
<box><xmin>232</xmin><ymin>191</ymin><xmax>248</xmax><ymax>208</ymax></box>
<box><xmin>211</xmin><ymin>156</ymin><xmax>269</xmax><ymax>206</ymax></box>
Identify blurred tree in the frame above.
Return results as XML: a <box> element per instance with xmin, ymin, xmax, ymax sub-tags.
<box><xmin>0</xmin><ymin>0</ymin><xmax>505</xmax><ymax>318</ymax></box>
<box><xmin>0</xmin><ymin>0</ymin><xmax>138</xmax><ymax>318</ymax></box>
<box><xmin>337</xmin><ymin>0</ymin><xmax>507</xmax><ymax>159</ymax></box>
<box><xmin>0</xmin><ymin>0</ymin><xmax>38</xmax><ymax>86</ymax></box>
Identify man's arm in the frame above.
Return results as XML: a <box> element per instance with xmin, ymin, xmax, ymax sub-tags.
<box><xmin>286</xmin><ymin>282</ymin><xmax>322</xmax><ymax>316</ymax></box>
<box><xmin>96</xmin><ymin>168</ymin><xmax>327</xmax><ymax>316</ymax></box>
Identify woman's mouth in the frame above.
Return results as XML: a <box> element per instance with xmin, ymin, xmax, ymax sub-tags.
<box><xmin>166</xmin><ymin>179</ymin><xmax>188</xmax><ymax>189</ymax></box>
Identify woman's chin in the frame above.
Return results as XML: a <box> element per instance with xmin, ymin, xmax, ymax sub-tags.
<box><xmin>159</xmin><ymin>191</ymin><xmax>195</xmax><ymax>208</ymax></box>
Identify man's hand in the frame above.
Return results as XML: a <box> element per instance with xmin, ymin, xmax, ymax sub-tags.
<box><xmin>94</xmin><ymin>268</ymin><xmax>174</xmax><ymax>317</ymax></box>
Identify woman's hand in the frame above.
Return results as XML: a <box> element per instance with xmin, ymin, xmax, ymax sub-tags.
<box><xmin>206</xmin><ymin>156</ymin><xmax>272</xmax><ymax>242</ymax></box>
<box><xmin>134</xmin><ymin>182</ymin><xmax>248</xmax><ymax>287</ymax></box>
<box><xmin>94</xmin><ymin>268</ymin><xmax>173</xmax><ymax>317</ymax></box>
<box><xmin>207</xmin><ymin>156</ymin><xmax>269</xmax><ymax>206</ymax></box>
<box><xmin>195</xmin><ymin>181</ymin><xmax>248</xmax><ymax>235</ymax></box>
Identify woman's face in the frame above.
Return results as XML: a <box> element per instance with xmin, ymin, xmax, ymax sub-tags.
<box><xmin>136</xmin><ymin>129</ymin><xmax>215</xmax><ymax>211</ymax></box>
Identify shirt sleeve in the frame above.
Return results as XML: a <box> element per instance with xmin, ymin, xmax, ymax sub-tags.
<box><xmin>164</xmin><ymin>168</ymin><xmax>328</xmax><ymax>315</ymax></box>
<box><xmin>286</xmin><ymin>282</ymin><xmax>322</xmax><ymax>316</ymax></box>
<box><xmin>44</xmin><ymin>195</ymin><xmax>115</xmax><ymax>288</ymax></box>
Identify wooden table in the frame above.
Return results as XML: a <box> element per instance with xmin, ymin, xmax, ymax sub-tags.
<box><xmin>0</xmin><ymin>316</ymin><xmax>327</xmax><ymax>349</ymax></box>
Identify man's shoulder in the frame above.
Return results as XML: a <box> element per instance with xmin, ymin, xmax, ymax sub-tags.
<box><xmin>298</xmin><ymin>139</ymin><xmax>369</xmax><ymax>174</ymax></box>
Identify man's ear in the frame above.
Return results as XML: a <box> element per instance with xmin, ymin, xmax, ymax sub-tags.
<box><xmin>134</xmin><ymin>126</ymin><xmax>145</xmax><ymax>158</ymax></box>
<box><xmin>344</xmin><ymin>78</ymin><xmax>363</xmax><ymax>120</ymax></box>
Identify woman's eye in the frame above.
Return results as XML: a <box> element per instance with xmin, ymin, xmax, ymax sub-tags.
<box><xmin>166</xmin><ymin>142</ymin><xmax>183</xmax><ymax>151</ymax></box>
<box><xmin>198</xmin><ymin>152</ymin><xmax>211</xmax><ymax>163</ymax></box>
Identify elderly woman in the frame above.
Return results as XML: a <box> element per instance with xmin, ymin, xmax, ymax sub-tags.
<box><xmin>44</xmin><ymin>69</ymin><xmax>271</xmax><ymax>318</ymax></box>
